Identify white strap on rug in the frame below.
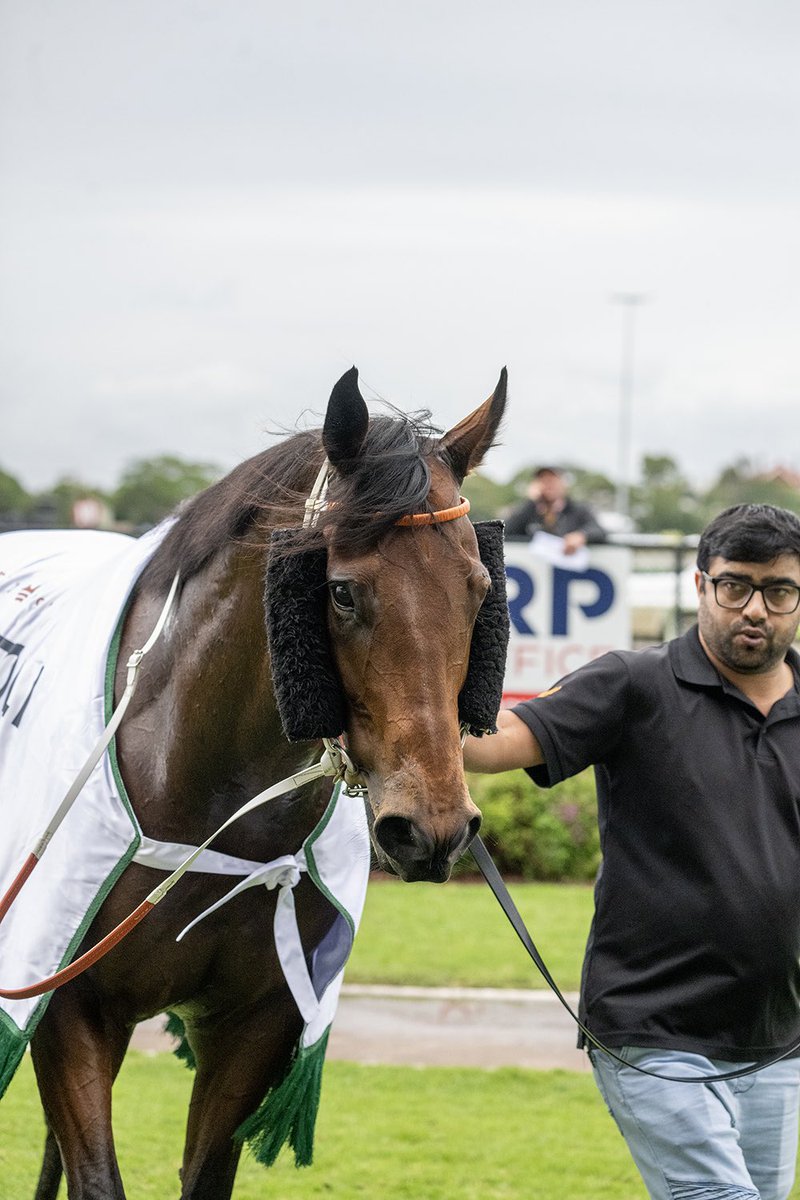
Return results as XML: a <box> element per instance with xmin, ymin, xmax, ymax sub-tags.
<box><xmin>175</xmin><ymin>849</ymin><xmax>320</xmax><ymax>1025</ymax></box>
<box><xmin>135</xmin><ymin>782</ymin><xmax>369</xmax><ymax>1034</ymax></box>
<box><xmin>133</xmin><ymin>837</ymin><xmax>269</xmax><ymax>876</ymax></box>
<box><xmin>134</xmin><ymin>833</ymin><xmax>322</xmax><ymax>1025</ymax></box>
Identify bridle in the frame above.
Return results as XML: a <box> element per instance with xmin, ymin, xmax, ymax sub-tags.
<box><xmin>303</xmin><ymin>458</ymin><xmax>470</xmax><ymax>531</ymax></box>
<box><xmin>469</xmin><ymin>837</ymin><xmax>800</xmax><ymax>1084</ymax></box>
<box><xmin>301</xmin><ymin>457</ymin><xmax>473</xmax><ymax>783</ymax></box>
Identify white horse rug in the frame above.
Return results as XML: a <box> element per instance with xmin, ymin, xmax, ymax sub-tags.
<box><xmin>0</xmin><ymin>527</ymin><xmax>167</xmax><ymax>1089</ymax></box>
<box><xmin>0</xmin><ymin>527</ymin><xmax>370</xmax><ymax>1121</ymax></box>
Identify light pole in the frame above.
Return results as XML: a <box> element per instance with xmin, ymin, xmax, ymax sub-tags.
<box><xmin>611</xmin><ymin>292</ymin><xmax>647</xmax><ymax>520</ymax></box>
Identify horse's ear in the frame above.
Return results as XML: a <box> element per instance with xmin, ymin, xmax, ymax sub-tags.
<box><xmin>438</xmin><ymin>368</ymin><xmax>507</xmax><ymax>484</ymax></box>
<box><xmin>323</xmin><ymin>366</ymin><xmax>370</xmax><ymax>472</ymax></box>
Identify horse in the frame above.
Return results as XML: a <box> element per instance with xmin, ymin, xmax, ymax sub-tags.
<box><xmin>4</xmin><ymin>365</ymin><xmax>507</xmax><ymax>1199</ymax></box>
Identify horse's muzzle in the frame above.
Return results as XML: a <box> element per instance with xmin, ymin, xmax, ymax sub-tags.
<box><xmin>372</xmin><ymin>812</ymin><xmax>482</xmax><ymax>883</ymax></box>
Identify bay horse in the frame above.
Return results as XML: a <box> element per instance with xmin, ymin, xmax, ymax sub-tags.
<box><xmin>17</xmin><ymin>365</ymin><xmax>507</xmax><ymax>1198</ymax></box>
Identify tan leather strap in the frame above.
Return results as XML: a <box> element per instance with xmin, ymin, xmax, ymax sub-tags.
<box><xmin>396</xmin><ymin>497</ymin><xmax>471</xmax><ymax>527</ymax></box>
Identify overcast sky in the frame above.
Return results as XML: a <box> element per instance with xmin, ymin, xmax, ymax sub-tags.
<box><xmin>1</xmin><ymin>0</ymin><xmax>798</xmax><ymax>495</ymax></box>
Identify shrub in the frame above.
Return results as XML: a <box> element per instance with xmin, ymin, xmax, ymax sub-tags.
<box><xmin>463</xmin><ymin>769</ymin><xmax>601</xmax><ymax>882</ymax></box>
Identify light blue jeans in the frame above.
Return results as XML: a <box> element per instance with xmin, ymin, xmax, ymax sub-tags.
<box><xmin>590</xmin><ymin>1046</ymin><xmax>800</xmax><ymax>1200</ymax></box>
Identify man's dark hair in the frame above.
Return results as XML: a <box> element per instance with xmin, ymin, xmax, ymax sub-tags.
<box><xmin>697</xmin><ymin>504</ymin><xmax>800</xmax><ymax>573</ymax></box>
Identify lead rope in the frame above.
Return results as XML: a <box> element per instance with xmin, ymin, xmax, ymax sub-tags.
<box><xmin>470</xmin><ymin>834</ymin><xmax>800</xmax><ymax>1084</ymax></box>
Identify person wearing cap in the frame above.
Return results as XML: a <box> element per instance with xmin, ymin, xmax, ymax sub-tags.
<box><xmin>503</xmin><ymin>466</ymin><xmax>606</xmax><ymax>553</ymax></box>
<box><xmin>465</xmin><ymin>503</ymin><xmax>800</xmax><ymax>1200</ymax></box>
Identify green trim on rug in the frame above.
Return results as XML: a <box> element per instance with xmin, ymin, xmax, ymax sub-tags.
<box><xmin>303</xmin><ymin>785</ymin><xmax>356</xmax><ymax>939</ymax></box>
<box><xmin>235</xmin><ymin>1028</ymin><xmax>330</xmax><ymax>1168</ymax></box>
<box><xmin>104</xmin><ymin>606</ymin><xmax>143</xmax><ymax>834</ymax></box>
<box><xmin>0</xmin><ymin>1008</ymin><xmax>27</xmax><ymax>1099</ymax></box>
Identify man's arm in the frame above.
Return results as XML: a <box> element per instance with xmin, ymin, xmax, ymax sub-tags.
<box><xmin>463</xmin><ymin>708</ymin><xmax>544</xmax><ymax>773</ymax></box>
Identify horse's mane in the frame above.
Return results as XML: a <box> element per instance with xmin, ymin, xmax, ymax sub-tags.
<box><xmin>138</xmin><ymin>410</ymin><xmax>445</xmax><ymax>591</ymax></box>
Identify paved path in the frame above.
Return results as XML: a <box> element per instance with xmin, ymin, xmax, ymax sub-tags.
<box><xmin>132</xmin><ymin>984</ymin><xmax>591</xmax><ymax>1073</ymax></box>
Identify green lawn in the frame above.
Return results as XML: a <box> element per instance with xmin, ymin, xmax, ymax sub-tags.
<box><xmin>348</xmin><ymin>876</ymin><xmax>594</xmax><ymax>990</ymax></box>
<box><xmin>5</xmin><ymin>880</ymin><xmax>798</xmax><ymax>1198</ymax></box>
<box><xmin>5</xmin><ymin>1053</ymin><xmax>800</xmax><ymax>1199</ymax></box>
<box><xmin>0</xmin><ymin>1052</ymin><xmax>645</xmax><ymax>1199</ymax></box>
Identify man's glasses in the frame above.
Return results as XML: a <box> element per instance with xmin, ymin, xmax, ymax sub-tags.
<box><xmin>701</xmin><ymin>572</ymin><xmax>800</xmax><ymax>615</ymax></box>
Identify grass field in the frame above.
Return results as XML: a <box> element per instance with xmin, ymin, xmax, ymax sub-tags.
<box><xmin>0</xmin><ymin>1051</ymin><xmax>648</xmax><ymax>1199</ymax></box>
<box><xmin>5</xmin><ymin>1053</ymin><xmax>800</xmax><ymax>1199</ymax></box>
<box><xmin>347</xmin><ymin>875</ymin><xmax>594</xmax><ymax>990</ymax></box>
<box><xmin>4</xmin><ymin>880</ymin><xmax>799</xmax><ymax>1198</ymax></box>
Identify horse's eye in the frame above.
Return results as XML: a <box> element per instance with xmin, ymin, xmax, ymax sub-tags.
<box><xmin>329</xmin><ymin>582</ymin><xmax>355</xmax><ymax>611</ymax></box>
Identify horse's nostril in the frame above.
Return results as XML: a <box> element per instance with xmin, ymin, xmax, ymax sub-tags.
<box><xmin>374</xmin><ymin>813</ymin><xmax>482</xmax><ymax>880</ymax></box>
<box><xmin>445</xmin><ymin>813</ymin><xmax>482</xmax><ymax>866</ymax></box>
<box><xmin>374</xmin><ymin>815</ymin><xmax>428</xmax><ymax>858</ymax></box>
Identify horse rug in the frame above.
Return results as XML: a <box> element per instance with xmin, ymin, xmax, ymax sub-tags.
<box><xmin>0</xmin><ymin>528</ymin><xmax>370</xmax><ymax>1130</ymax></box>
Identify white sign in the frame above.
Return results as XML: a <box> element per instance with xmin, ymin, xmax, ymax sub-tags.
<box><xmin>502</xmin><ymin>543</ymin><xmax>632</xmax><ymax>703</ymax></box>
<box><xmin>528</xmin><ymin>529</ymin><xmax>590</xmax><ymax>572</ymax></box>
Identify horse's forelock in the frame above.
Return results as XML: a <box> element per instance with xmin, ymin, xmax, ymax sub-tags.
<box><xmin>318</xmin><ymin>412</ymin><xmax>444</xmax><ymax>553</ymax></box>
<box><xmin>138</xmin><ymin>409</ymin><xmax>453</xmax><ymax>588</ymax></box>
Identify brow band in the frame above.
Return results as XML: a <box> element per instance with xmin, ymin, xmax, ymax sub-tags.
<box><xmin>395</xmin><ymin>498</ymin><xmax>471</xmax><ymax>527</ymax></box>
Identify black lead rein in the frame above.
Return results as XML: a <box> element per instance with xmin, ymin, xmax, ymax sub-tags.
<box><xmin>470</xmin><ymin>835</ymin><xmax>800</xmax><ymax>1084</ymax></box>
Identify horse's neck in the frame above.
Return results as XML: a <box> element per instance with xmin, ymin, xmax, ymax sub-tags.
<box><xmin>117</xmin><ymin>543</ymin><xmax>324</xmax><ymax>851</ymax></box>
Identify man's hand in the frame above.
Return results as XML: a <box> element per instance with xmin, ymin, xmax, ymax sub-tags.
<box><xmin>562</xmin><ymin>531</ymin><xmax>587</xmax><ymax>555</ymax></box>
<box><xmin>463</xmin><ymin>708</ymin><xmax>544</xmax><ymax>773</ymax></box>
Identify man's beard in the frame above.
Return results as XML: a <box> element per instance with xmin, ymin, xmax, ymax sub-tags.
<box><xmin>702</xmin><ymin>614</ymin><xmax>793</xmax><ymax>674</ymax></box>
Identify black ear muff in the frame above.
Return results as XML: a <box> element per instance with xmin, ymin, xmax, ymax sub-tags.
<box><xmin>458</xmin><ymin>521</ymin><xmax>510</xmax><ymax>735</ymax></box>
<box><xmin>264</xmin><ymin>530</ymin><xmax>346</xmax><ymax>741</ymax></box>
<box><xmin>266</xmin><ymin>522</ymin><xmax>509</xmax><ymax>743</ymax></box>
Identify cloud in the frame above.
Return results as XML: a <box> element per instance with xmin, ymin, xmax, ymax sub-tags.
<box><xmin>1</xmin><ymin>3</ymin><xmax>798</xmax><ymax>495</ymax></box>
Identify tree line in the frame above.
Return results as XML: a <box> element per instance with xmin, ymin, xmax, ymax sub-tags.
<box><xmin>0</xmin><ymin>456</ymin><xmax>221</xmax><ymax>530</ymax></box>
<box><xmin>1</xmin><ymin>453</ymin><xmax>799</xmax><ymax>534</ymax></box>
<box><xmin>463</xmin><ymin>455</ymin><xmax>800</xmax><ymax>533</ymax></box>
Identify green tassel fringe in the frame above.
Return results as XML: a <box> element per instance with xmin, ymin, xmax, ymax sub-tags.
<box><xmin>235</xmin><ymin>1029</ymin><xmax>330</xmax><ymax>1168</ymax></box>
<box><xmin>164</xmin><ymin>1011</ymin><xmax>196</xmax><ymax>1071</ymax></box>
<box><xmin>0</xmin><ymin>1017</ymin><xmax>27</xmax><ymax>1101</ymax></box>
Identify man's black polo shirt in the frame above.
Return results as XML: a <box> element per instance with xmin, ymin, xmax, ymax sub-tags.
<box><xmin>513</xmin><ymin>626</ymin><xmax>800</xmax><ymax>1060</ymax></box>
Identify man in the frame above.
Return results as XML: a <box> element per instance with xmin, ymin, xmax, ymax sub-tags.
<box><xmin>503</xmin><ymin>465</ymin><xmax>606</xmax><ymax>554</ymax></box>
<box><xmin>464</xmin><ymin>504</ymin><xmax>800</xmax><ymax>1200</ymax></box>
